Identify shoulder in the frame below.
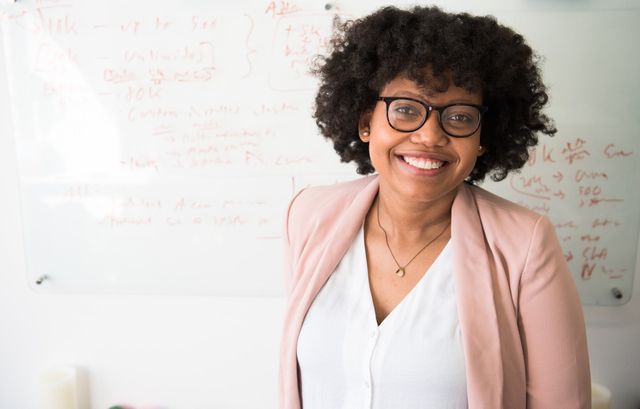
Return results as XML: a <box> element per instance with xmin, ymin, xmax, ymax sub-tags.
<box><xmin>456</xmin><ymin>183</ymin><xmax>560</xmax><ymax>266</ymax></box>
<box><xmin>293</xmin><ymin>175</ymin><xmax>375</xmax><ymax>207</ymax></box>
<box><xmin>285</xmin><ymin>176</ymin><xmax>377</xmax><ymax>244</ymax></box>
<box><xmin>463</xmin><ymin>183</ymin><xmax>544</xmax><ymax>231</ymax></box>
<box><xmin>287</xmin><ymin>176</ymin><xmax>376</xmax><ymax>228</ymax></box>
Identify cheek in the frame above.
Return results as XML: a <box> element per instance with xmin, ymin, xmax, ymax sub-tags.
<box><xmin>366</xmin><ymin>138</ymin><xmax>393</xmax><ymax>172</ymax></box>
<box><xmin>457</xmin><ymin>143</ymin><xmax>483</xmax><ymax>169</ymax></box>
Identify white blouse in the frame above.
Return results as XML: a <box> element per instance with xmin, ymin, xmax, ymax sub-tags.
<box><xmin>297</xmin><ymin>225</ymin><xmax>468</xmax><ymax>409</ymax></box>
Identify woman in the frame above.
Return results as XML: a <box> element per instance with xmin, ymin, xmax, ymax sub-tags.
<box><xmin>279</xmin><ymin>6</ymin><xmax>590</xmax><ymax>409</ymax></box>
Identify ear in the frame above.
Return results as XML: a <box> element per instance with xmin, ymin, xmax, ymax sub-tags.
<box><xmin>358</xmin><ymin>111</ymin><xmax>372</xmax><ymax>142</ymax></box>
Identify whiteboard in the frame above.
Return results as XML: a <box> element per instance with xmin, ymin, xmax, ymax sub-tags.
<box><xmin>1</xmin><ymin>0</ymin><xmax>638</xmax><ymax>303</ymax></box>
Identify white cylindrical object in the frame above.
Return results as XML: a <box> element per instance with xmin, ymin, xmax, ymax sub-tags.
<box><xmin>591</xmin><ymin>383</ymin><xmax>611</xmax><ymax>409</ymax></box>
<box><xmin>39</xmin><ymin>366</ymin><xmax>79</xmax><ymax>409</ymax></box>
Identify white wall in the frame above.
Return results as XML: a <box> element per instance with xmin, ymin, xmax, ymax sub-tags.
<box><xmin>1</xmin><ymin>7</ymin><xmax>639</xmax><ymax>409</ymax></box>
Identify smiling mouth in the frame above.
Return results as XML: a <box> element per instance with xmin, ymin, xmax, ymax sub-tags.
<box><xmin>401</xmin><ymin>155</ymin><xmax>448</xmax><ymax>170</ymax></box>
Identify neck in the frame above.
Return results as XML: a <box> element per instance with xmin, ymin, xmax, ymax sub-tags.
<box><xmin>374</xmin><ymin>182</ymin><xmax>457</xmax><ymax>242</ymax></box>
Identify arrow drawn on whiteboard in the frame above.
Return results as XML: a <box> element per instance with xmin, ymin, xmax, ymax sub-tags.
<box><xmin>552</xmin><ymin>171</ymin><xmax>563</xmax><ymax>182</ymax></box>
<box><xmin>243</xmin><ymin>13</ymin><xmax>256</xmax><ymax>78</ymax></box>
<box><xmin>553</xmin><ymin>190</ymin><xmax>565</xmax><ymax>200</ymax></box>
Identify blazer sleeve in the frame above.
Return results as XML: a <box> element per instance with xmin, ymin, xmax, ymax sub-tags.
<box><xmin>517</xmin><ymin>216</ymin><xmax>591</xmax><ymax>409</ymax></box>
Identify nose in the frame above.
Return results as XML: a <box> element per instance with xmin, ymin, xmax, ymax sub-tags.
<box><xmin>408</xmin><ymin>111</ymin><xmax>448</xmax><ymax>147</ymax></box>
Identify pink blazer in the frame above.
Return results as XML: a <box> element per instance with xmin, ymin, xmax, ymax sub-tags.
<box><xmin>279</xmin><ymin>175</ymin><xmax>590</xmax><ymax>408</ymax></box>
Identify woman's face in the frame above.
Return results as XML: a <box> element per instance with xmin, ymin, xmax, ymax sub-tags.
<box><xmin>360</xmin><ymin>75</ymin><xmax>484</xmax><ymax>206</ymax></box>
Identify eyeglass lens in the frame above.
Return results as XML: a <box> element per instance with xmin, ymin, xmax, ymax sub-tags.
<box><xmin>387</xmin><ymin>99</ymin><xmax>481</xmax><ymax>137</ymax></box>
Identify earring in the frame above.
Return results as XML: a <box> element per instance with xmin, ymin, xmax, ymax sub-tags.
<box><xmin>362</xmin><ymin>130</ymin><xmax>370</xmax><ymax>137</ymax></box>
<box><xmin>478</xmin><ymin>145</ymin><xmax>483</xmax><ymax>151</ymax></box>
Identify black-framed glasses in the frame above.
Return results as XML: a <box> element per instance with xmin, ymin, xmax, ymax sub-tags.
<box><xmin>377</xmin><ymin>96</ymin><xmax>488</xmax><ymax>138</ymax></box>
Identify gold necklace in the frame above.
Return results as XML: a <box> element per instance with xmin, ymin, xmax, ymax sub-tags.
<box><xmin>376</xmin><ymin>200</ymin><xmax>451</xmax><ymax>278</ymax></box>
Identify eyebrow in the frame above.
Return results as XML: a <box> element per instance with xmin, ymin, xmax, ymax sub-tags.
<box><xmin>402</xmin><ymin>87</ymin><xmax>437</xmax><ymax>99</ymax></box>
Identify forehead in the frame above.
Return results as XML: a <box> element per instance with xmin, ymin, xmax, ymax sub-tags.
<box><xmin>380</xmin><ymin>75</ymin><xmax>482</xmax><ymax>103</ymax></box>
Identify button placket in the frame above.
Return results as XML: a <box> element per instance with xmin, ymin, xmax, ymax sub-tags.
<box><xmin>362</xmin><ymin>325</ymin><xmax>379</xmax><ymax>408</ymax></box>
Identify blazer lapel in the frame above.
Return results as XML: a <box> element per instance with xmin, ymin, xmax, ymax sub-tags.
<box><xmin>294</xmin><ymin>176</ymin><xmax>379</xmax><ymax>325</ymax></box>
<box><xmin>452</xmin><ymin>183</ymin><xmax>505</xmax><ymax>408</ymax></box>
<box><xmin>280</xmin><ymin>176</ymin><xmax>379</xmax><ymax>409</ymax></box>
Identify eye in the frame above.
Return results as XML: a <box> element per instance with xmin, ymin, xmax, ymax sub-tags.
<box><xmin>447</xmin><ymin>111</ymin><xmax>473</xmax><ymax>122</ymax></box>
<box><xmin>443</xmin><ymin>106</ymin><xmax>480</xmax><ymax>129</ymax></box>
<box><xmin>389</xmin><ymin>100</ymin><xmax>425</xmax><ymax>120</ymax></box>
<box><xmin>394</xmin><ymin>105</ymin><xmax>420</xmax><ymax>117</ymax></box>
<box><xmin>447</xmin><ymin>113</ymin><xmax>473</xmax><ymax>123</ymax></box>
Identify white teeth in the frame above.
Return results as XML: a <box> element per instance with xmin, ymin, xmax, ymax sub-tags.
<box><xmin>402</xmin><ymin>156</ymin><xmax>445</xmax><ymax>170</ymax></box>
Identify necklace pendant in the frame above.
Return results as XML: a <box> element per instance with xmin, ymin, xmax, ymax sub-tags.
<box><xmin>395</xmin><ymin>268</ymin><xmax>406</xmax><ymax>278</ymax></box>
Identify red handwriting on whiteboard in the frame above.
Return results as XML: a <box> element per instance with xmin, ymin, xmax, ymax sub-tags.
<box><xmin>265</xmin><ymin>0</ymin><xmax>302</xmax><ymax>17</ymax></box>
<box><xmin>582</xmin><ymin>246</ymin><xmax>608</xmax><ymax>261</ymax></box>
<box><xmin>148</xmin><ymin>67</ymin><xmax>216</xmax><ymax>85</ymax></box>
<box><xmin>580</xmin><ymin>234</ymin><xmax>600</xmax><ymax>242</ymax></box>
<box><xmin>189</xmin><ymin>104</ymin><xmax>241</xmax><ymax>117</ymax></box>
<box><xmin>577</xmin><ymin>185</ymin><xmax>602</xmax><ymax>196</ymax></box>
<box><xmin>277</xmin><ymin>21</ymin><xmax>332</xmax><ymax>77</ymax></box>
<box><xmin>516</xmin><ymin>200</ymin><xmax>550</xmax><ymax>214</ymax></box>
<box><xmin>0</xmin><ymin>9</ymin><xmax>28</xmax><ymax>24</ymax></box>
<box><xmin>592</xmin><ymin>218</ymin><xmax>620</xmax><ymax>228</ymax></box>
<box><xmin>509</xmin><ymin>175</ymin><xmax>551</xmax><ymax>200</ymax></box>
<box><xmin>36</xmin><ymin>9</ymin><xmax>78</xmax><ymax>36</ymax></box>
<box><xmin>601</xmin><ymin>266</ymin><xmax>628</xmax><ymax>280</ymax></box>
<box><xmin>104</xmin><ymin>68</ymin><xmax>138</xmax><ymax>83</ymax></box>
<box><xmin>581</xmin><ymin>263</ymin><xmax>595</xmax><ymax>280</ymax></box>
<box><xmin>577</xmin><ymin>185</ymin><xmax>623</xmax><ymax>208</ymax></box>
<box><xmin>120</xmin><ymin>19</ymin><xmax>141</xmax><ymax>34</ymax></box>
<box><xmin>173</xmin><ymin>197</ymin><xmax>213</xmax><ymax>211</ymax></box>
<box><xmin>191</xmin><ymin>16</ymin><xmax>217</xmax><ymax>31</ymax></box>
<box><xmin>604</xmin><ymin>143</ymin><xmax>633</xmax><ymax>159</ymax></box>
<box><xmin>123</xmin><ymin>42</ymin><xmax>215</xmax><ymax>65</ymax></box>
<box><xmin>583</xmin><ymin>197</ymin><xmax>624</xmax><ymax>207</ymax></box>
<box><xmin>553</xmin><ymin>190</ymin><xmax>565</xmax><ymax>200</ymax></box>
<box><xmin>555</xmin><ymin>220</ymin><xmax>579</xmax><ymax>229</ymax></box>
<box><xmin>253</xmin><ymin>102</ymin><xmax>299</xmax><ymax>115</ymax></box>
<box><xmin>154</xmin><ymin>124</ymin><xmax>177</xmax><ymax>138</ymax></box>
<box><xmin>561</xmin><ymin>138</ymin><xmax>590</xmax><ymax>164</ymax></box>
<box><xmin>128</xmin><ymin>106</ymin><xmax>178</xmax><ymax>122</ymax></box>
<box><xmin>120</xmin><ymin>157</ymin><xmax>159</xmax><ymax>171</ymax></box>
<box><xmin>155</xmin><ymin>16</ymin><xmax>172</xmax><ymax>31</ymax></box>
<box><xmin>274</xmin><ymin>155</ymin><xmax>312</xmax><ymax>166</ymax></box>
<box><xmin>186</xmin><ymin>157</ymin><xmax>232</xmax><ymax>169</ymax></box>
<box><xmin>527</xmin><ymin>144</ymin><xmax>556</xmax><ymax>166</ymax></box>
<box><xmin>551</xmin><ymin>171</ymin><xmax>563</xmax><ymax>183</ymax></box>
<box><xmin>575</xmin><ymin>170</ymin><xmax>608</xmax><ymax>183</ymax></box>
<box><xmin>245</xmin><ymin>151</ymin><xmax>266</xmax><ymax>165</ymax></box>
<box><xmin>99</xmin><ymin>213</ymin><xmax>152</xmax><ymax>227</ymax></box>
<box><xmin>126</xmin><ymin>86</ymin><xmax>161</xmax><ymax>102</ymax></box>
<box><xmin>565</xmin><ymin>251</ymin><xmax>573</xmax><ymax>262</ymax></box>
